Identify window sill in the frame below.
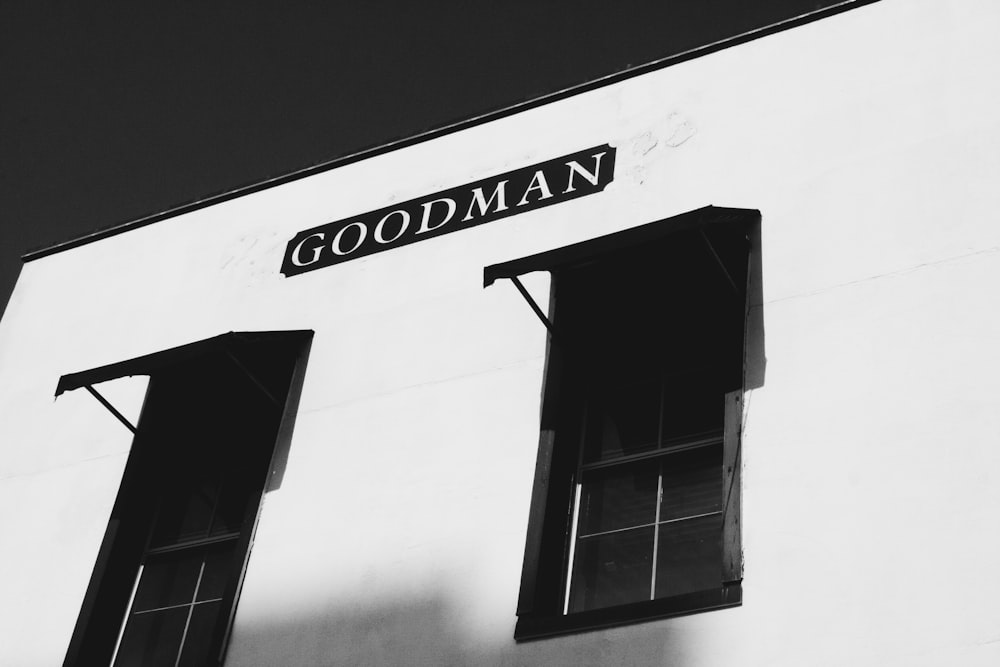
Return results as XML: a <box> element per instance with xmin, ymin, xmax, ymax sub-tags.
<box><xmin>514</xmin><ymin>582</ymin><xmax>741</xmax><ymax>642</ymax></box>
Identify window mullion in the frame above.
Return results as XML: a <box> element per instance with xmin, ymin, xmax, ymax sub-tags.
<box><xmin>650</xmin><ymin>462</ymin><xmax>663</xmax><ymax>600</ymax></box>
<box><xmin>649</xmin><ymin>375</ymin><xmax>666</xmax><ymax>600</ymax></box>
<box><xmin>173</xmin><ymin>559</ymin><xmax>207</xmax><ymax>667</ymax></box>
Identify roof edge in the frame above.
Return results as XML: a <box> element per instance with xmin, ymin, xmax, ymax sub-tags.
<box><xmin>23</xmin><ymin>0</ymin><xmax>877</xmax><ymax>263</ymax></box>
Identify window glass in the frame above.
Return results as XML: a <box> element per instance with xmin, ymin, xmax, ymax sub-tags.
<box><xmin>197</xmin><ymin>544</ymin><xmax>236</xmax><ymax>601</ymax></box>
<box><xmin>113</xmin><ymin>607</ymin><xmax>188</xmax><ymax>667</ymax></box>
<box><xmin>653</xmin><ymin>514</ymin><xmax>723</xmax><ymax>599</ymax></box>
<box><xmin>569</xmin><ymin>526</ymin><xmax>655</xmax><ymax>612</ymax></box>
<box><xmin>578</xmin><ymin>462</ymin><xmax>658</xmax><ymax>535</ymax></box>
<box><xmin>132</xmin><ymin>552</ymin><xmax>203</xmax><ymax>612</ymax></box>
<box><xmin>176</xmin><ymin>602</ymin><xmax>224</xmax><ymax>667</ymax></box>
<box><xmin>570</xmin><ymin>439</ymin><xmax>725</xmax><ymax>612</ymax></box>
<box><xmin>659</xmin><ymin>445</ymin><xmax>723</xmax><ymax>522</ymax></box>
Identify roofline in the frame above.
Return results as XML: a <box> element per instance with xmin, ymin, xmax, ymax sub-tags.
<box><xmin>22</xmin><ymin>0</ymin><xmax>878</xmax><ymax>263</ymax></box>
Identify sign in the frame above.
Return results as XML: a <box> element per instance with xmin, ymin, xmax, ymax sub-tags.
<box><xmin>281</xmin><ymin>144</ymin><xmax>616</xmax><ymax>276</ymax></box>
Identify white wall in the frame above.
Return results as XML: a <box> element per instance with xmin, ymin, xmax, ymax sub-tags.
<box><xmin>1</xmin><ymin>0</ymin><xmax>999</xmax><ymax>664</ymax></box>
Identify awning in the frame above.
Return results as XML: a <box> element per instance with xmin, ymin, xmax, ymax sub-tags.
<box><xmin>55</xmin><ymin>330</ymin><xmax>313</xmax><ymax>397</ymax></box>
<box><xmin>483</xmin><ymin>205</ymin><xmax>759</xmax><ymax>286</ymax></box>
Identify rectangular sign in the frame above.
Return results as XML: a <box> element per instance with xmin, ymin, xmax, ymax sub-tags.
<box><xmin>281</xmin><ymin>144</ymin><xmax>616</xmax><ymax>276</ymax></box>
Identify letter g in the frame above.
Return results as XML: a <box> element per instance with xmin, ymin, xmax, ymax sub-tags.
<box><xmin>291</xmin><ymin>232</ymin><xmax>326</xmax><ymax>267</ymax></box>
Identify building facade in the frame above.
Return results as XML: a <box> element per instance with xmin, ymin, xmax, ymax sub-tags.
<box><xmin>1</xmin><ymin>1</ymin><xmax>999</xmax><ymax>664</ymax></box>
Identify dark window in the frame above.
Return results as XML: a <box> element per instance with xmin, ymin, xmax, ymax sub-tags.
<box><xmin>60</xmin><ymin>332</ymin><xmax>311</xmax><ymax>667</ymax></box>
<box><xmin>485</xmin><ymin>207</ymin><xmax>757</xmax><ymax>640</ymax></box>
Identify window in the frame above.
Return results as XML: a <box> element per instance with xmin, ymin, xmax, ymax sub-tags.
<box><xmin>485</xmin><ymin>206</ymin><xmax>758</xmax><ymax>639</ymax></box>
<box><xmin>566</xmin><ymin>371</ymin><xmax>730</xmax><ymax>614</ymax></box>
<box><xmin>60</xmin><ymin>331</ymin><xmax>312</xmax><ymax>667</ymax></box>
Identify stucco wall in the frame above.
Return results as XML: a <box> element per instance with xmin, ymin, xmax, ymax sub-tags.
<box><xmin>1</xmin><ymin>1</ymin><xmax>999</xmax><ymax>664</ymax></box>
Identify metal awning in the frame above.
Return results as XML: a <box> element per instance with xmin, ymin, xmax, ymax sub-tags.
<box><xmin>55</xmin><ymin>330</ymin><xmax>312</xmax><ymax>397</ymax></box>
<box><xmin>483</xmin><ymin>205</ymin><xmax>759</xmax><ymax>286</ymax></box>
<box><xmin>483</xmin><ymin>205</ymin><xmax>759</xmax><ymax>339</ymax></box>
<box><xmin>56</xmin><ymin>330</ymin><xmax>314</xmax><ymax>434</ymax></box>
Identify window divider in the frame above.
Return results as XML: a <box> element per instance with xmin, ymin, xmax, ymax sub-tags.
<box><xmin>578</xmin><ymin>435</ymin><xmax>723</xmax><ymax>472</ymax></box>
<box><xmin>649</xmin><ymin>460</ymin><xmax>664</xmax><ymax>600</ymax></box>
<box><xmin>144</xmin><ymin>532</ymin><xmax>241</xmax><ymax>556</ymax></box>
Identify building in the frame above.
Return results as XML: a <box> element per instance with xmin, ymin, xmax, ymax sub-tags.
<box><xmin>1</xmin><ymin>1</ymin><xmax>999</xmax><ymax>664</ymax></box>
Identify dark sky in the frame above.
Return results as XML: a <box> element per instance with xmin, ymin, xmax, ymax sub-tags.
<box><xmin>0</xmin><ymin>1</ymin><xmax>853</xmax><ymax>318</ymax></box>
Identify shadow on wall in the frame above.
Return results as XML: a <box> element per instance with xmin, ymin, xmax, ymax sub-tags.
<box><xmin>226</xmin><ymin>593</ymin><xmax>698</xmax><ymax>667</ymax></box>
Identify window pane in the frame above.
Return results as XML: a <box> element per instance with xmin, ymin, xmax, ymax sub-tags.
<box><xmin>132</xmin><ymin>552</ymin><xmax>202</xmax><ymax>612</ymax></box>
<box><xmin>113</xmin><ymin>607</ymin><xmax>188</xmax><ymax>667</ymax></box>
<box><xmin>584</xmin><ymin>374</ymin><xmax>660</xmax><ymax>462</ymax></box>
<box><xmin>578</xmin><ymin>462</ymin><xmax>658</xmax><ymax>535</ymax></box>
<box><xmin>197</xmin><ymin>544</ymin><xmax>237</xmax><ymax>601</ymax></box>
<box><xmin>653</xmin><ymin>514</ymin><xmax>722</xmax><ymax>599</ymax></box>
<box><xmin>659</xmin><ymin>445</ymin><xmax>722</xmax><ymax>522</ymax></box>
<box><xmin>569</xmin><ymin>526</ymin><xmax>654</xmax><ymax>612</ymax></box>
<box><xmin>177</xmin><ymin>601</ymin><xmax>223</xmax><ymax>667</ymax></box>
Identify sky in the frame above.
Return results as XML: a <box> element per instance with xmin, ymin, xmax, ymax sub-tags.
<box><xmin>0</xmin><ymin>1</ymin><xmax>849</xmax><ymax>318</ymax></box>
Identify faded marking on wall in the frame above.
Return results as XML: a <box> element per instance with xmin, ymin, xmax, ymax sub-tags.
<box><xmin>625</xmin><ymin>112</ymin><xmax>697</xmax><ymax>184</ymax></box>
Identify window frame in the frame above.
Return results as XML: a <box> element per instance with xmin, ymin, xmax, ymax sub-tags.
<box><xmin>565</xmin><ymin>388</ymin><xmax>732</xmax><ymax>616</ymax></box>
<box><xmin>485</xmin><ymin>207</ymin><xmax>758</xmax><ymax>640</ymax></box>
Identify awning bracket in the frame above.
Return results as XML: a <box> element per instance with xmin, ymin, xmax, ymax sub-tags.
<box><xmin>224</xmin><ymin>348</ymin><xmax>281</xmax><ymax>407</ymax></box>
<box><xmin>509</xmin><ymin>276</ymin><xmax>560</xmax><ymax>343</ymax></box>
<box><xmin>84</xmin><ymin>384</ymin><xmax>137</xmax><ymax>434</ymax></box>
<box><xmin>699</xmin><ymin>229</ymin><xmax>740</xmax><ymax>296</ymax></box>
